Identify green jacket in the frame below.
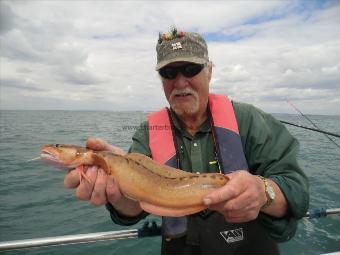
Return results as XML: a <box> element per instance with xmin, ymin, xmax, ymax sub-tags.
<box><xmin>107</xmin><ymin>101</ymin><xmax>309</xmax><ymax>242</ymax></box>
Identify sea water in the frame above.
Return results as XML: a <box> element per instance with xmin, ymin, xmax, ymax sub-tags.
<box><xmin>0</xmin><ymin>110</ymin><xmax>339</xmax><ymax>255</ymax></box>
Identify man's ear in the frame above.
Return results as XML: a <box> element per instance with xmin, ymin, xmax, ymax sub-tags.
<box><xmin>207</xmin><ymin>62</ymin><xmax>212</xmax><ymax>83</ymax></box>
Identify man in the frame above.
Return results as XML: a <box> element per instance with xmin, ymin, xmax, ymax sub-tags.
<box><xmin>64</xmin><ymin>28</ymin><xmax>309</xmax><ymax>255</ymax></box>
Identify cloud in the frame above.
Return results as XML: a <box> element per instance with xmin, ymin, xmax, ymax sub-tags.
<box><xmin>1</xmin><ymin>78</ymin><xmax>46</xmax><ymax>91</ymax></box>
<box><xmin>207</xmin><ymin>2</ymin><xmax>340</xmax><ymax>114</ymax></box>
<box><xmin>0</xmin><ymin>1</ymin><xmax>17</xmax><ymax>34</ymax></box>
<box><xmin>0</xmin><ymin>0</ymin><xmax>339</xmax><ymax>115</ymax></box>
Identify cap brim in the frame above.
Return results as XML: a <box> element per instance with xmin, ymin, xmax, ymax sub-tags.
<box><xmin>155</xmin><ymin>56</ymin><xmax>207</xmax><ymax>71</ymax></box>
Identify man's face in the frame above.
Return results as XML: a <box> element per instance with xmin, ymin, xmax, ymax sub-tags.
<box><xmin>160</xmin><ymin>61</ymin><xmax>212</xmax><ymax>118</ymax></box>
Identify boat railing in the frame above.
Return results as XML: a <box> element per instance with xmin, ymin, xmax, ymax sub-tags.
<box><xmin>0</xmin><ymin>208</ymin><xmax>339</xmax><ymax>253</ymax></box>
<box><xmin>0</xmin><ymin>220</ymin><xmax>161</xmax><ymax>252</ymax></box>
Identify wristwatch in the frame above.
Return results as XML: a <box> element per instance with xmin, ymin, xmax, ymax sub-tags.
<box><xmin>258</xmin><ymin>176</ymin><xmax>276</xmax><ymax>209</ymax></box>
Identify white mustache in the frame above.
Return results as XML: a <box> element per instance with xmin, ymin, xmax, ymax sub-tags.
<box><xmin>169</xmin><ymin>88</ymin><xmax>198</xmax><ymax>101</ymax></box>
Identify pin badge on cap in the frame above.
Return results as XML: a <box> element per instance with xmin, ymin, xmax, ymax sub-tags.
<box><xmin>171</xmin><ymin>42</ymin><xmax>182</xmax><ymax>50</ymax></box>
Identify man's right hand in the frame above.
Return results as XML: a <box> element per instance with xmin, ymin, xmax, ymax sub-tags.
<box><xmin>63</xmin><ymin>137</ymin><xmax>143</xmax><ymax>217</ymax></box>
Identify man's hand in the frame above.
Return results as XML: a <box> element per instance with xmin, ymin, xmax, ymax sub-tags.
<box><xmin>203</xmin><ymin>170</ymin><xmax>288</xmax><ymax>223</ymax></box>
<box><xmin>63</xmin><ymin>137</ymin><xmax>142</xmax><ymax>217</ymax></box>
<box><xmin>85</xmin><ymin>137</ymin><xmax>126</xmax><ymax>156</ymax></box>
<box><xmin>64</xmin><ymin>165</ymin><xmax>122</xmax><ymax>206</ymax></box>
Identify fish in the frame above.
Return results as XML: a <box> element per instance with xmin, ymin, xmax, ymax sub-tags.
<box><xmin>40</xmin><ymin>144</ymin><xmax>229</xmax><ymax>217</ymax></box>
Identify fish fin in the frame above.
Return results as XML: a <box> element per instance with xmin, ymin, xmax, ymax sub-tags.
<box><xmin>140</xmin><ymin>202</ymin><xmax>206</xmax><ymax>217</ymax></box>
<box><xmin>92</xmin><ymin>153</ymin><xmax>110</xmax><ymax>175</ymax></box>
<box><xmin>76</xmin><ymin>165</ymin><xmax>92</xmax><ymax>184</ymax></box>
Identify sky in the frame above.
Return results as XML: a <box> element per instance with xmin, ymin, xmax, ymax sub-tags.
<box><xmin>0</xmin><ymin>0</ymin><xmax>339</xmax><ymax>115</ymax></box>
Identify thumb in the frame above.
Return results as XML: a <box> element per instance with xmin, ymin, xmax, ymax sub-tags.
<box><xmin>203</xmin><ymin>183</ymin><xmax>237</xmax><ymax>206</ymax></box>
<box><xmin>203</xmin><ymin>170</ymin><xmax>246</xmax><ymax>205</ymax></box>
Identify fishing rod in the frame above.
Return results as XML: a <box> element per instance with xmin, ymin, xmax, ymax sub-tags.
<box><xmin>279</xmin><ymin>120</ymin><xmax>340</xmax><ymax>138</ymax></box>
<box><xmin>286</xmin><ymin>101</ymin><xmax>340</xmax><ymax>150</ymax></box>
<box><xmin>0</xmin><ymin>220</ymin><xmax>161</xmax><ymax>252</ymax></box>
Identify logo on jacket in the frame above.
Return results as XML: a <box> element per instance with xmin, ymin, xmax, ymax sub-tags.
<box><xmin>220</xmin><ymin>228</ymin><xmax>244</xmax><ymax>243</ymax></box>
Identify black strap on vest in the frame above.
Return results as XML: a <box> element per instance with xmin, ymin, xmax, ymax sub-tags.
<box><xmin>208</xmin><ymin>104</ymin><xmax>224</xmax><ymax>174</ymax></box>
<box><xmin>166</xmin><ymin>108</ymin><xmax>181</xmax><ymax>169</ymax></box>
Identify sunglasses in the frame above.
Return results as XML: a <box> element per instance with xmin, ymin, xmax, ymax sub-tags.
<box><xmin>159</xmin><ymin>63</ymin><xmax>206</xmax><ymax>80</ymax></box>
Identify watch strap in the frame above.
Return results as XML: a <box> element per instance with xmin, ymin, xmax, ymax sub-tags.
<box><xmin>258</xmin><ymin>175</ymin><xmax>274</xmax><ymax>209</ymax></box>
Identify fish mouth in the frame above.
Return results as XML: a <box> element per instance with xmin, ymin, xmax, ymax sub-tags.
<box><xmin>40</xmin><ymin>148</ymin><xmax>82</xmax><ymax>169</ymax></box>
<box><xmin>40</xmin><ymin>151</ymin><xmax>74</xmax><ymax>169</ymax></box>
<box><xmin>40</xmin><ymin>150</ymin><xmax>59</xmax><ymax>162</ymax></box>
<box><xmin>40</xmin><ymin>148</ymin><xmax>66</xmax><ymax>166</ymax></box>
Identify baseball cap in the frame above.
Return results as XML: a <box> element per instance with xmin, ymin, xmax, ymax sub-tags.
<box><xmin>155</xmin><ymin>28</ymin><xmax>209</xmax><ymax>70</ymax></box>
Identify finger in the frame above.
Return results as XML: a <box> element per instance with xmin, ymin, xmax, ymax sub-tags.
<box><xmin>209</xmin><ymin>189</ymin><xmax>261</xmax><ymax>221</ymax></box>
<box><xmin>217</xmin><ymin>174</ymin><xmax>266</xmax><ymax>212</ymax></box>
<box><xmin>222</xmin><ymin>189</ymin><xmax>255</xmax><ymax>212</ymax></box>
<box><xmin>90</xmin><ymin>168</ymin><xmax>108</xmax><ymax>206</ymax></box>
<box><xmin>86</xmin><ymin>137</ymin><xmax>107</xmax><ymax>151</ymax></box>
<box><xmin>86</xmin><ymin>137</ymin><xmax>125</xmax><ymax>155</ymax></box>
<box><xmin>204</xmin><ymin>170</ymin><xmax>254</xmax><ymax>206</ymax></box>
<box><xmin>64</xmin><ymin>169</ymin><xmax>81</xmax><ymax>188</ymax></box>
<box><xmin>208</xmin><ymin>190</ymin><xmax>261</xmax><ymax>223</ymax></box>
<box><xmin>76</xmin><ymin>166</ymin><xmax>98</xmax><ymax>200</ymax></box>
<box><xmin>207</xmin><ymin>201</ymin><xmax>228</xmax><ymax>212</ymax></box>
<box><xmin>106</xmin><ymin>176</ymin><xmax>122</xmax><ymax>205</ymax></box>
<box><xmin>203</xmin><ymin>181</ymin><xmax>241</xmax><ymax>206</ymax></box>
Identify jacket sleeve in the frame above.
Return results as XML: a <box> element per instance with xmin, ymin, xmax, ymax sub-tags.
<box><xmin>234</xmin><ymin>102</ymin><xmax>310</xmax><ymax>242</ymax></box>
<box><xmin>106</xmin><ymin>121</ymin><xmax>151</xmax><ymax>226</ymax></box>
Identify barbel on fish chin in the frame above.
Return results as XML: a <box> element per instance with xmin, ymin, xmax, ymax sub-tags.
<box><xmin>40</xmin><ymin>144</ymin><xmax>229</xmax><ymax>217</ymax></box>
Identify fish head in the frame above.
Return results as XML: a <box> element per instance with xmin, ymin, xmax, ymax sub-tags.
<box><xmin>41</xmin><ymin>144</ymin><xmax>90</xmax><ymax>169</ymax></box>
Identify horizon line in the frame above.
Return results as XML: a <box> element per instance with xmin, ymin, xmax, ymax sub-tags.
<box><xmin>0</xmin><ymin>109</ymin><xmax>339</xmax><ymax>117</ymax></box>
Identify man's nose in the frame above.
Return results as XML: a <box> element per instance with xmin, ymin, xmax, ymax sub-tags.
<box><xmin>173</xmin><ymin>73</ymin><xmax>189</xmax><ymax>89</ymax></box>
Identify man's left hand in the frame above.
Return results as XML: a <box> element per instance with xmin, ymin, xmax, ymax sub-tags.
<box><xmin>203</xmin><ymin>170</ymin><xmax>268</xmax><ymax>223</ymax></box>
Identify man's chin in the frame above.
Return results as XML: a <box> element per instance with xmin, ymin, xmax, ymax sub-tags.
<box><xmin>171</xmin><ymin>104</ymin><xmax>199</xmax><ymax>117</ymax></box>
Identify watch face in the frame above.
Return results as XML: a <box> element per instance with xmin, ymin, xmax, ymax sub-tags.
<box><xmin>268</xmin><ymin>186</ymin><xmax>276</xmax><ymax>200</ymax></box>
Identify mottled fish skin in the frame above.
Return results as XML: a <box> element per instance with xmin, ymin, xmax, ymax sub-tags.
<box><xmin>41</xmin><ymin>144</ymin><xmax>229</xmax><ymax>216</ymax></box>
